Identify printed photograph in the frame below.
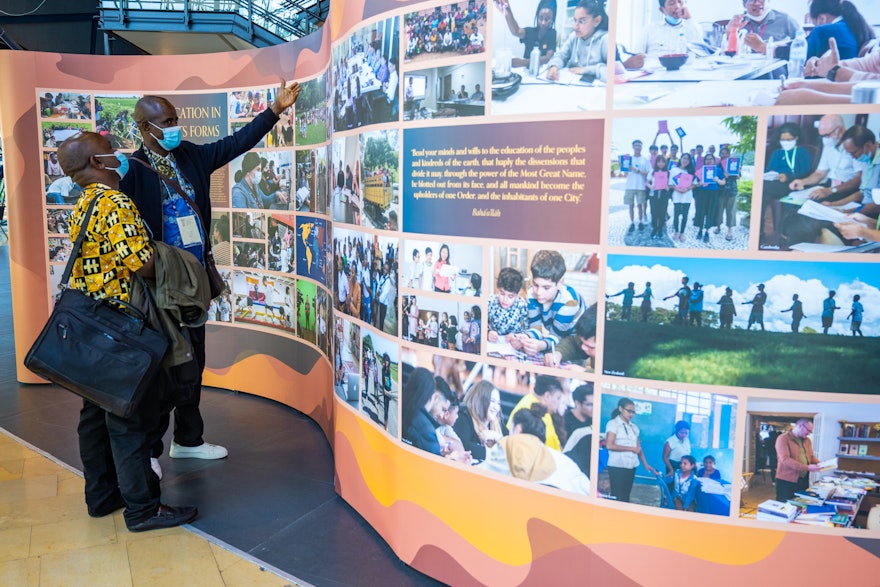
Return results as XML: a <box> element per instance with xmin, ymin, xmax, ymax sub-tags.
<box><xmin>609</xmin><ymin>115</ymin><xmax>755</xmax><ymax>249</ymax></box>
<box><xmin>294</xmin><ymin>149</ymin><xmax>316</xmax><ymax>212</ymax></box>
<box><xmin>741</xmin><ymin>397</ymin><xmax>880</xmax><ymax>531</ymax></box>
<box><xmin>48</xmin><ymin>237</ymin><xmax>71</xmax><ymax>263</ymax></box>
<box><xmin>232</xmin><ymin>241</ymin><xmax>266</xmax><ymax>269</ymax></box>
<box><xmin>267</xmin><ymin>214</ymin><xmax>296</xmax><ymax>274</ymax></box>
<box><xmin>603</xmin><ymin>254</ymin><xmax>880</xmax><ymax>393</ymax></box>
<box><xmin>334</xmin><ymin>317</ymin><xmax>361</xmax><ymax>409</ymax></box>
<box><xmin>402</xmin><ymin>295</ymin><xmax>482</xmax><ymax>355</ymax></box>
<box><xmin>232</xmin><ymin>211</ymin><xmax>267</xmax><ymax>240</ymax></box>
<box><xmin>229</xmin><ymin>149</ymin><xmax>294</xmax><ymax>210</ymax></box>
<box><xmin>404</xmin><ymin>0</ymin><xmax>488</xmax><ymax>64</ymax></box>
<box><xmin>39</xmin><ymin>91</ymin><xmax>92</xmax><ymax>119</ymax></box>
<box><xmin>206</xmin><ymin>290</ymin><xmax>233</xmax><ymax>323</ymax></box>
<box><xmin>233</xmin><ymin>271</ymin><xmax>296</xmax><ymax>333</ymax></box>
<box><xmin>403</xmin><ymin>62</ymin><xmax>486</xmax><ymax>120</ymax></box>
<box><xmin>360</xmin><ymin>330</ymin><xmax>400</xmax><ymax>436</ymax></box>
<box><xmin>332</xmin><ymin>226</ymin><xmax>400</xmax><ymax>335</ymax></box>
<box><xmin>330</xmin><ymin>135</ymin><xmax>362</xmax><ymax>225</ymax></box>
<box><xmin>292</xmin><ymin>73</ymin><xmax>330</xmax><ymax>146</ymax></box>
<box><xmin>94</xmin><ymin>95</ymin><xmax>140</xmax><ymax>148</ymax></box>
<box><xmin>296</xmin><ymin>216</ymin><xmax>329</xmax><ymax>286</ymax></box>
<box><xmin>46</xmin><ymin>208</ymin><xmax>71</xmax><ymax>235</ymax></box>
<box><xmin>487</xmin><ymin>246</ymin><xmax>600</xmax><ymax>372</ymax></box>
<box><xmin>297</xmin><ymin>279</ymin><xmax>318</xmax><ymax>344</ymax></box>
<box><xmin>41</xmin><ymin>121</ymin><xmax>92</xmax><ymax>148</ymax></box>
<box><xmin>317</xmin><ymin>288</ymin><xmax>332</xmax><ymax>357</ymax></box>
<box><xmin>759</xmin><ymin>112</ymin><xmax>880</xmax><ymax>253</ymax></box>
<box><xmin>399</xmin><ymin>347</ymin><xmax>592</xmax><ymax>495</ymax></box>
<box><xmin>360</xmin><ymin>129</ymin><xmax>399</xmax><ymax>230</ymax></box>
<box><xmin>401</xmin><ymin>239</ymin><xmax>482</xmax><ymax>295</ymax></box>
<box><xmin>314</xmin><ymin>145</ymin><xmax>330</xmax><ymax>215</ymax></box>
<box><xmin>332</xmin><ymin>16</ymin><xmax>401</xmax><ymax>130</ymax></box>
<box><xmin>597</xmin><ymin>385</ymin><xmax>736</xmax><ymax>517</ymax></box>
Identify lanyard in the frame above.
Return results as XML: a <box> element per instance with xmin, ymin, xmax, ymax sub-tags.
<box><xmin>783</xmin><ymin>147</ymin><xmax>798</xmax><ymax>174</ymax></box>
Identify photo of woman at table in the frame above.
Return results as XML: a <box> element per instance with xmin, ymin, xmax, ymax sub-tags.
<box><xmin>546</xmin><ymin>0</ymin><xmax>608</xmax><ymax>83</ymax></box>
<box><xmin>454</xmin><ymin>380</ymin><xmax>509</xmax><ymax>461</ymax></box>
<box><xmin>494</xmin><ymin>0</ymin><xmax>557</xmax><ymax>68</ymax></box>
<box><xmin>763</xmin><ymin>122</ymin><xmax>814</xmax><ymax>202</ymax></box>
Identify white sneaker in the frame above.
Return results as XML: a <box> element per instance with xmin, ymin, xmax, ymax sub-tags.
<box><xmin>169</xmin><ymin>441</ymin><xmax>228</xmax><ymax>460</ymax></box>
<box><xmin>150</xmin><ymin>458</ymin><xmax>163</xmax><ymax>480</ymax></box>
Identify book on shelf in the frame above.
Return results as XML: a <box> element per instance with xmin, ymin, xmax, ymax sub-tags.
<box><xmin>843</xmin><ymin>423</ymin><xmax>856</xmax><ymax>438</ymax></box>
<box><xmin>858</xmin><ymin>444</ymin><xmax>869</xmax><ymax>456</ymax></box>
<box><xmin>839</xmin><ymin>444</ymin><xmax>849</xmax><ymax>456</ymax></box>
<box><xmin>757</xmin><ymin>499</ymin><xmax>798</xmax><ymax>522</ymax></box>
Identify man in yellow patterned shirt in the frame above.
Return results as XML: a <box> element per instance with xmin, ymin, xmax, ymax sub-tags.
<box><xmin>59</xmin><ymin>131</ymin><xmax>198</xmax><ymax>532</ymax></box>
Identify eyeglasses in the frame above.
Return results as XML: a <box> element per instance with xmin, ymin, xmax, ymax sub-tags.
<box><xmin>621</xmin><ymin>407</ymin><xmax>636</xmax><ymax>414</ymax></box>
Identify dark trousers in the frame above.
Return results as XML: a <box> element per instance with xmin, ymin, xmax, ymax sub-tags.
<box><xmin>79</xmin><ymin>387</ymin><xmax>160</xmax><ymax>528</ymax></box>
<box><xmin>152</xmin><ymin>325</ymin><xmax>206</xmax><ymax>457</ymax></box>
<box><xmin>673</xmin><ymin>202</ymin><xmax>690</xmax><ymax>234</ymax></box>
<box><xmin>650</xmin><ymin>192</ymin><xmax>669</xmax><ymax>234</ymax></box>
<box><xmin>776</xmin><ymin>476</ymin><xmax>809</xmax><ymax>502</ymax></box>
<box><xmin>607</xmin><ymin>466</ymin><xmax>636</xmax><ymax>503</ymax></box>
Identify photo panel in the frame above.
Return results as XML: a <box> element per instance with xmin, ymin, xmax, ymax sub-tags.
<box><xmin>39</xmin><ymin>91</ymin><xmax>92</xmax><ymax>120</ymax></box>
<box><xmin>491</xmin><ymin>0</ymin><xmax>610</xmax><ymax>115</ymax></box>
<box><xmin>402</xmin><ymin>294</ymin><xmax>481</xmax><ymax>355</ymax></box>
<box><xmin>398</xmin><ymin>350</ymin><xmax>591</xmax><ymax>495</ymax></box>
<box><xmin>314</xmin><ymin>145</ymin><xmax>330</xmax><ymax>215</ymax></box>
<box><xmin>232</xmin><ymin>211</ymin><xmax>267</xmax><ymax>240</ymax></box>
<box><xmin>267</xmin><ymin>214</ymin><xmax>296</xmax><ymax>274</ymax></box>
<box><xmin>360</xmin><ymin>328</ymin><xmax>400</xmax><ymax>436</ymax></box>
<box><xmin>742</xmin><ymin>396</ymin><xmax>880</xmax><ymax>531</ymax></box>
<box><xmin>332</xmin><ymin>15</ymin><xmax>401</xmax><ymax>131</ymax></box>
<box><xmin>210</xmin><ymin>211</ymin><xmax>233</xmax><ymax>267</ymax></box>
<box><xmin>94</xmin><ymin>94</ymin><xmax>140</xmax><ymax>149</ymax></box>
<box><xmin>206</xmin><ymin>288</ymin><xmax>233</xmax><ymax>323</ymax></box>
<box><xmin>227</xmin><ymin>87</ymin><xmax>282</xmax><ymax>120</ymax></box>
<box><xmin>759</xmin><ymin>112</ymin><xmax>880</xmax><ymax>253</ymax></box>
<box><xmin>47</xmin><ymin>237</ymin><xmax>71</xmax><ymax>263</ymax></box>
<box><xmin>46</xmin><ymin>208</ymin><xmax>71</xmax><ymax>235</ymax></box>
<box><xmin>403</xmin><ymin>62</ymin><xmax>487</xmax><ymax>120</ymax></box>
<box><xmin>317</xmin><ymin>288</ymin><xmax>332</xmax><ymax>357</ymax></box>
<box><xmin>229</xmin><ymin>149</ymin><xmax>294</xmax><ymax>210</ymax></box>
<box><xmin>329</xmin><ymin>135</ymin><xmax>361</xmax><ymax>225</ymax></box>
<box><xmin>597</xmin><ymin>384</ymin><xmax>737</xmax><ymax>517</ymax></box>
<box><xmin>603</xmin><ymin>254</ymin><xmax>880</xmax><ymax>393</ymax></box>
<box><xmin>231</xmin><ymin>120</ymin><xmax>267</xmax><ymax>148</ymax></box>
<box><xmin>332</xmin><ymin>225</ymin><xmax>400</xmax><ymax>334</ymax></box>
<box><xmin>232</xmin><ymin>241</ymin><xmax>266</xmax><ymax>269</ymax></box>
<box><xmin>334</xmin><ymin>316</ymin><xmax>361</xmax><ymax>408</ymax></box>
<box><xmin>360</xmin><ymin>128</ymin><xmax>400</xmax><ymax>230</ymax></box>
<box><xmin>403</xmin><ymin>0</ymin><xmax>488</xmax><ymax>66</ymax></box>
<box><xmin>296</xmin><ymin>215</ymin><xmax>329</xmax><ymax>286</ymax></box>
<box><xmin>488</xmin><ymin>246</ymin><xmax>600</xmax><ymax>372</ymax></box>
<box><xmin>401</xmin><ymin>238</ymin><xmax>483</xmax><ymax>295</ymax></box>
<box><xmin>233</xmin><ymin>270</ymin><xmax>296</xmax><ymax>333</ymax></box>
<box><xmin>297</xmin><ymin>279</ymin><xmax>318</xmax><ymax>344</ymax></box>
<box><xmin>294</xmin><ymin>149</ymin><xmax>317</xmax><ymax>212</ymax></box>
<box><xmin>293</xmin><ymin>72</ymin><xmax>330</xmax><ymax>147</ymax></box>
<box><xmin>41</xmin><ymin>121</ymin><xmax>92</xmax><ymax>149</ymax></box>
<box><xmin>609</xmin><ymin>115</ymin><xmax>755</xmax><ymax>249</ymax></box>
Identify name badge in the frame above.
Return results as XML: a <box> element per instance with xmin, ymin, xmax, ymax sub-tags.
<box><xmin>176</xmin><ymin>215</ymin><xmax>202</xmax><ymax>246</ymax></box>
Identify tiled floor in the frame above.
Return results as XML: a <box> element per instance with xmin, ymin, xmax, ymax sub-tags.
<box><xmin>0</xmin><ymin>430</ymin><xmax>298</xmax><ymax>586</ymax></box>
<box><xmin>0</xmin><ymin>239</ymin><xmax>440</xmax><ymax>586</ymax></box>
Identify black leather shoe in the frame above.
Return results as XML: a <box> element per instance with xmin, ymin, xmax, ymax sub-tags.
<box><xmin>127</xmin><ymin>504</ymin><xmax>198</xmax><ymax>532</ymax></box>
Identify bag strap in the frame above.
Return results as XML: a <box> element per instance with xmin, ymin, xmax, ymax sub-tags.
<box><xmin>59</xmin><ymin>194</ymin><xmax>101</xmax><ymax>290</ymax></box>
<box><xmin>129</xmin><ymin>157</ymin><xmax>213</xmax><ymax>255</ymax></box>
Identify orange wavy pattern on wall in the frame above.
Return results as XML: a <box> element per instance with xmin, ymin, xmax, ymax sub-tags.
<box><xmin>334</xmin><ymin>417</ymin><xmax>880</xmax><ymax>584</ymax></box>
<box><xmin>204</xmin><ymin>353</ymin><xmax>334</xmax><ymax>434</ymax></box>
<box><xmin>329</xmin><ymin>0</ymin><xmax>367</xmax><ymax>43</ymax></box>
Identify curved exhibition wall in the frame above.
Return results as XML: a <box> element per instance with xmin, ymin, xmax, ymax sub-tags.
<box><xmin>3</xmin><ymin>0</ymin><xmax>880</xmax><ymax>584</ymax></box>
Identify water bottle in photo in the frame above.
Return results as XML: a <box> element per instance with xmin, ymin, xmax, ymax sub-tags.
<box><xmin>788</xmin><ymin>29</ymin><xmax>807</xmax><ymax>79</ymax></box>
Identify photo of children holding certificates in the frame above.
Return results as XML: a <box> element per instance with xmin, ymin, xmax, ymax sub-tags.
<box><xmin>608</xmin><ymin>116</ymin><xmax>755</xmax><ymax>250</ymax></box>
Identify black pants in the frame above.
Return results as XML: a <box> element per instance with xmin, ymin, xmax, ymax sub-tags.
<box><xmin>79</xmin><ymin>385</ymin><xmax>160</xmax><ymax>528</ymax></box>
<box><xmin>152</xmin><ymin>325</ymin><xmax>206</xmax><ymax>457</ymax></box>
<box><xmin>650</xmin><ymin>191</ymin><xmax>669</xmax><ymax>234</ymax></box>
<box><xmin>776</xmin><ymin>476</ymin><xmax>809</xmax><ymax>502</ymax></box>
<box><xmin>607</xmin><ymin>466</ymin><xmax>636</xmax><ymax>502</ymax></box>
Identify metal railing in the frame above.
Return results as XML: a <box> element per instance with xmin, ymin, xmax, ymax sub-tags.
<box><xmin>99</xmin><ymin>0</ymin><xmax>325</xmax><ymax>41</ymax></box>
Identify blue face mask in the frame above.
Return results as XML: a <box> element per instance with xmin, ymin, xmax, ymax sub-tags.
<box><xmin>858</xmin><ymin>153</ymin><xmax>872</xmax><ymax>164</ymax></box>
<box><xmin>95</xmin><ymin>150</ymin><xmax>129</xmax><ymax>179</ymax></box>
<box><xmin>148</xmin><ymin>121</ymin><xmax>182</xmax><ymax>150</ymax></box>
<box><xmin>665</xmin><ymin>15</ymin><xmax>682</xmax><ymax>26</ymax></box>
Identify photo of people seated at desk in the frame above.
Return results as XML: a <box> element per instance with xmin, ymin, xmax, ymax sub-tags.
<box><xmin>232</xmin><ymin>270</ymin><xmax>297</xmax><ymax>333</ymax></box>
<box><xmin>332</xmin><ymin>16</ymin><xmax>400</xmax><ymax>130</ymax></box>
<box><xmin>40</xmin><ymin>92</ymin><xmax>92</xmax><ymax>120</ymax></box>
<box><xmin>402</xmin><ymin>295</ymin><xmax>482</xmax><ymax>354</ymax></box>
<box><xmin>487</xmin><ymin>247</ymin><xmax>599</xmax><ymax>372</ymax></box>
<box><xmin>397</xmin><ymin>351</ymin><xmax>592</xmax><ymax>496</ymax></box>
<box><xmin>334</xmin><ymin>317</ymin><xmax>362</xmax><ymax>409</ymax></box>
<box><xmin>330</xmin><ymin>135</ymin><xmax>362</xmax><ymax>225</ymax></box>
<box><xmin>597</xmin><ymin>386</ymin><xmax>736</xmax><ymax>517</ymax></box>
<box><xmin>491</xmin><ymin>0</ymin><xmax>610</xmax><ymax>115</ymax></box>
<box><xmin>402</xmin><ymin>62</ymin><xmax>486</xmax><ymax>120</ymax></box>
<box><xmin>604</xmin><ymin>254</ymin><xmax>880</xmax><ymax>392</ymax></box>
<box><xmin>609</xmin><ymin>115</ymin><xmax>755</xmax><ymax>249</ymax></box>
<box><xmin>404</xmin><ymin>0</ymin><xmax>488</xmax><ymax>64</ymax></box>
<box><xmin>743</xmin><ymin>397</ymin><xmax>880</xmax><ymax>531</ymax></box>
<box><xmin>613</xmin><ymin>0</ymin><xmax>880</xmax><ymax>108</ymax></box>
<box><xmin>759</xmin><ymin>113</ymin><xmax>880</xmax><ymax>253</ymax></box>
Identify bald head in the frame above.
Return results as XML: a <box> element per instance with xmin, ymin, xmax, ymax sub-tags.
<box><xmin>57</xmin><ymin>131</ymin><xmax>115</xmax><ymax>187</ymax></box>
<box><xmin>134</xmin><ymin>95</ymin><xmax>174</xmax><ymax>123</ymax></box>
<box><xmin>818</xmin><ymin>114</ymin><xmax>845</xmax><ymax>140</ymax></box>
